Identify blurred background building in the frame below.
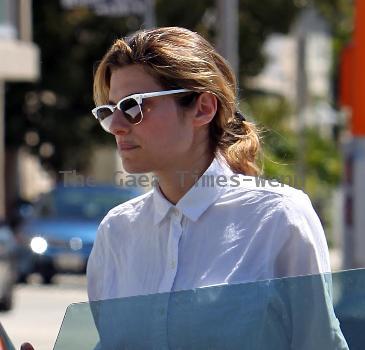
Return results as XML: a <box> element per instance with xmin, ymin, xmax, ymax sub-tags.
<box><xmin>0</xmin><ymin>0</ymin><xmax>40</xmax><ymax>220</ymax></box>
<box><xmin>249</xmin><ymin>6</ymin><xmax>338</xmax><ymax>135</ymax></box>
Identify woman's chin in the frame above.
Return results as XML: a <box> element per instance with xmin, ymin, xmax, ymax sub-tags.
<box><xmin>121</xmin><ymin>160</ymin><xmax>151</xmax><ymax>174</ymax></box>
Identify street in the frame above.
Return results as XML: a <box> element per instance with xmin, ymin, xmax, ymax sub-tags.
<box><xmin>0</xmin><ymin>275</ymin><xmax>87</xmax><ymax>350</ymax></box>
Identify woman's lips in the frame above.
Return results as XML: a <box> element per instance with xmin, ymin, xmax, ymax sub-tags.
<box><xmin>118</xmin><ymin>143</ymin><xmax>140</xmax><ymax>151</ymax></box>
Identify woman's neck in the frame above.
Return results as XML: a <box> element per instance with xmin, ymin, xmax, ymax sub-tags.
<box><xmin>155</xmin><ymin>152</ymin><xmax>214</xmax><ymax>205</ymax></box>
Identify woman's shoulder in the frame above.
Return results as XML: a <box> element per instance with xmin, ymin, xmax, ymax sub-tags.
<box><xmin>100</xmin><ymin>189</ymin><xmax>154</xmax><ymax>225</ymax></box>
<box><xmin>222</xmin><ymin>175</ymin><xmax>324</xmax><ymax>237</ymax></box>
<box><xmin>230</xmin><ymin>176</ymin><xmax>330</xmax><ymax>274</ymax></box>
<box><xmin>224</xmin><ymin>174</ymin><xmax>311</xmax><ymax>209</ymax></box>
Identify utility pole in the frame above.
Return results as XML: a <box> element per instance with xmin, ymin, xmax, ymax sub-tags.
<box><xmin>0</xmin><ymin>82</ymin><xmax>5</xmax><ymax>220</ymax></box>
<box><xmin>143</xmin><ymin>0</ymin><xmax>155</xmax><ymax>28</ymax></box>
<box><xmin>216</xmin><ymin>0</ymin><xmax>239</xmax><ymax>79</ymax></box>
<box><xmin>18</xmin><ymin>0</ymin><xmax>33</xmax><ymax>42</ymax></box>
<box><xmin>296</xmin><ymin>35</ymin><xmax>308</xmax><ymax>185</ymax></box>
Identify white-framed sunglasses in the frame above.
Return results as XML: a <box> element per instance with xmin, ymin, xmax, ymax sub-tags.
<box><xmin>92</xmin><ymin>89</ymin><xmax>192</xmax><ymax>132</ymax></box>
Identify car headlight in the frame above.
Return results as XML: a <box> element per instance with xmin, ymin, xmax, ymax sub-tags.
<box><xmin>30</xmin><ymin>236</ymin><xmax>48</xmax><ymax>254</ymax></box>
<box><xmin>70</xmin><ymin>237</ymin><xmax>83</xmax><ymax>251</ymax></box>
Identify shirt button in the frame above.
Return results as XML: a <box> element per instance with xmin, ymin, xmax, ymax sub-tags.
<box><xmin>171</xmin><ymin>260</ymin><xmax>176</xmax><ymax>269</ymax></box>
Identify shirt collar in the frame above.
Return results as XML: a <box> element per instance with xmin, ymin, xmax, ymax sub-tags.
<box><xmin>152</xmin><ymin>155</ymin><xmax>233</xmax><ymax>225</ymax></box>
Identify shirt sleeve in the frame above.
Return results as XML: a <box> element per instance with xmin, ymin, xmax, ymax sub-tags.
<box><xmin>269</xmin><ymin>193</ymin><xmax>348</xmax><ymax>349</ymax></box>
<box><xmin>273</xmin><ymin>192</ymin><xmax>331</xmax><ymax>278</ymax></box>
<box><xmin>260</xmin><ymin>273</ymin><xmax>349</xmax><ymax>350</ymax></box>
<box><xmin>87</xmin><ymin>222</ymin><xmax>107</xmax><ymax>302</ymax></box>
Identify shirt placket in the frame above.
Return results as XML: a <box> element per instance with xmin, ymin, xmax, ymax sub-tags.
<box><xmin>158</xmin><ymin>207</ymin><xmax>183</xmax><ymax>293</ymax></box>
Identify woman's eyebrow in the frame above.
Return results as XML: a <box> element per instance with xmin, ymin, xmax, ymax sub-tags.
<box><xmin>108</xmin><ymin>92</ymin><xmax>138</xmax><ymax>105</ymax></box>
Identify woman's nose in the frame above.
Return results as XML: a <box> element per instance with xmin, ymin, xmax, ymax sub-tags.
<box><xmin>108</xmin><ymin>109</ymin><xmax>131</xmax><ymax>135</ymax></box>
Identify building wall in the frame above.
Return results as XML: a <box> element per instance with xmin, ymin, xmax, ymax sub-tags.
<box><xmin>246</xmin><ymin>7</ymin><xmax>336</xmax><ymax>132</ymax></box>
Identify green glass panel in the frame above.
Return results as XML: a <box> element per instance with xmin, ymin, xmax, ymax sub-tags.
<box><xmin>50</xmin><ymin>269</ymin><xmax>365</xmax><ymax>349</ymax></box>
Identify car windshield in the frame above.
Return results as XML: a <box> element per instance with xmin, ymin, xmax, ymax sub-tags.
<box><xmin>34</xmin><ymin>186</ymin><xmax>139</xmax><ymax>220</ymax></box>
<box><xmin>53</xmin><ymin>269</ymin><xmax>365</xmax><ymax>350</ymax></box>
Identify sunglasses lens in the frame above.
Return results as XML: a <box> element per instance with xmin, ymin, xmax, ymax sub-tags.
<box><xmin>119</xmin><ymin>98</ymin><xmax>142</xmax><ymax>124</ymax></box>
<box><xmin>94</xmin><ymin>107</ymin><xmax>114</xmax><ymax>132</ymax></box>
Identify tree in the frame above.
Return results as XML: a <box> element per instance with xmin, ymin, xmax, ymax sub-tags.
<box><xmin>5</xmin><ymin>0</ymin><xmax>301</xmax><ymax>178</ymax></box>
<box><xmin>5</xmin><ymin>1</ymin><xmax>139</xmax><ymax>177</ymax></box>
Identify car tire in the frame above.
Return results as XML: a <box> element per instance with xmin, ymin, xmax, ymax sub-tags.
<box><xmin>17</xmin><ymin>273</ymin><xmax>29</xmax><ymax>284</ymax></box>
<box><xmin>0</xmin><ymin>290</ymin><xmax>13</xmax><ymax>311</ymax></box>
<box><xmin>41</xmin><ymin>271</ymin><xmax>55</xmax><ymax>285</ymax></box>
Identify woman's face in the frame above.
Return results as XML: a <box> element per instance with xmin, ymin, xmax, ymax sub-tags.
<box><xmin>108</xmin><ymin>65</ymin><xmax>196</xmax><ymax>174</ymax></box>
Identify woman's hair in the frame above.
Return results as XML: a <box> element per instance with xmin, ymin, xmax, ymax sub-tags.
<box><xmin>94</xmin><ymin>26</ymin><xmax>262</xmax><ymax>175</ymax></box>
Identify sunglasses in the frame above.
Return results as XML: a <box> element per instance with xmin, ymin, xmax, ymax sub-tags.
<box><xmin>92</xmin><ymin>89</ymin><xmax>192</xmax><ymax>132</ymax></box>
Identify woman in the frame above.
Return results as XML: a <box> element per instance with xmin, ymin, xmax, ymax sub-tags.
<box><xmin>21</xmin><ymin>26</ymin><xmax>348</xmax><ymax>350</ymax></box>
<box><xmin>87</xmin><ymin>26</ymin><xmax>331</xmax><ymax>301</ymax></box>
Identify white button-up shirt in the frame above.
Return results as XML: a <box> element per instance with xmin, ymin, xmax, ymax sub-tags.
<box><xmin>87</xmin><ymin>157</ymin><xmax>331</xmax><ymax>301</ymax></box>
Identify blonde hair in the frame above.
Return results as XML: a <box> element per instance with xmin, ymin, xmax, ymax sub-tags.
<box><xmin>94</xmin><ymin>26</ymin><xmax>262</xmax><ymax>175</ymax></box>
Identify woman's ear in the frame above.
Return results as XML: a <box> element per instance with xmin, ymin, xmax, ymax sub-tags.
<box><xmin>192</xmin><ymin>92</ymin><xmax>217</xmax><ymax>127</ymax></box>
